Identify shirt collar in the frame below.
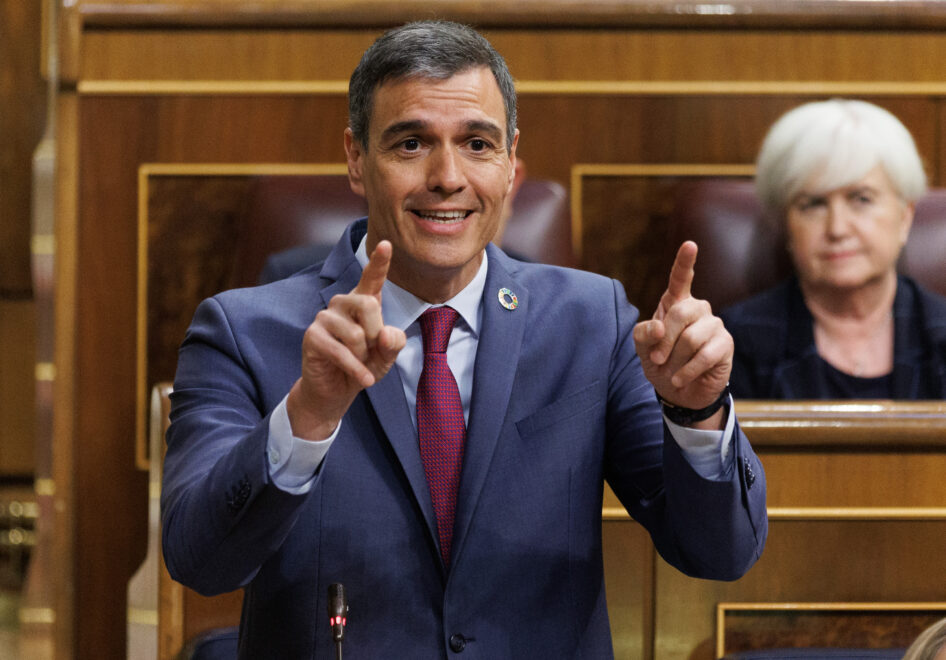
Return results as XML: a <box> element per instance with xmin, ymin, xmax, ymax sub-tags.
<box><xmin>354</xmin><ymin>237</ymin><xmax>486</xmax><ymax>336</ymax></box>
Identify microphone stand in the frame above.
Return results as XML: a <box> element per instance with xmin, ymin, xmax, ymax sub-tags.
<box><xmin>327</xmin><ymin>583</ymin><xmax>348</xmax><ymax>660</ymax></box>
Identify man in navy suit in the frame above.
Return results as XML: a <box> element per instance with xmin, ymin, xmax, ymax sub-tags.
<box><xmin>162</xmin><ymin>21</ymin><xmax>766</xmax><ymax>659</ymax></box>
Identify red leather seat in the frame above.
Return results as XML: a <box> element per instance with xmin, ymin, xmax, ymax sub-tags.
<box><xmin>232</xmin><ymin>175</ymin><xmax>365</xmax><ymax>287</ymax></box>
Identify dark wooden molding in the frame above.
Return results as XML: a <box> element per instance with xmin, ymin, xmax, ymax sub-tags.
<box><xmin>74</xmin><ymin>0</ymin><xmax>946</xmax><ymax>31</ymax></box>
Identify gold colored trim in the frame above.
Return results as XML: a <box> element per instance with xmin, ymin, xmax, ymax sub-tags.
<box><xmin>716</xmin><ymin>601</ymin><xmax>946</xmax><ymax>658</ymax></box>
<box><xmin>721</xmin><ymin>601</ymin><xmax>946</xmax><ymax>612</ymax></box>
<box><xmin>136</xmin><ymin>166</ymin><xmax>150</xmax><ymax>472</ymax></box>
<box><xmin>127</xmin><ymin>607</ymin><xmax>158</xmax><ymax>627</ymax></box>
<box><xmin>31</xmin><ymin>234</ymin><xmax>55</xmax><ymax>255</ymax></box>
<box><xmin>768</xmin><ymin>507</ymin><xmax>946</xmax><ymax>520</ymax></box>
<box><xmin>136</xmin><ymin>163</ymin><xmax>350</xmax><ymax>471</ymax></box>
<box><xmin>54</xmin><ymin>90</ymin><xmax>79</xmax><ymax>655</ymax></box>
<box><xmin>79</xmin><ymin>80</ymin><xmax>348</xmax><ymax>95</ymax></box>
<box><xmin>19</xmin><ymin>607</ymin><xmax>56</xmax><ymax>625</ymax></box>
<box><xmin>602</xmin><ymin>506</ymin><xmax>634</xmax><ymax>520</ymax></box>
<box><xmin>572</xmin><ymin>164</ymin><xmax>755</xmax><ymax>178</ymax></box>
<box><xmin>518</xmin><ymin>80</ymin><xmax>946</xmax><ymax>96</ymax></box>
<box><xmin>139</xmin><ymin>163</ymin><xmax>349</xmax><ymax>177</ymax></box>
<box><xmin>36</xmin><ymin>362</ymin><xmax>56</xmax><ymax>382</ymax></box>
<box><xmin>602</xmin><ymin>506</ymin><xmax>946</xmax><ymax>521</ymax></box>
<box><xmin>35</xmin><ymin>478</ymin><xmax>55</xmax><ymax>496</ymax></box>
<box><xmin>570</xmin><ymin>163</ymin><xmax>754</xmax><ymax>261</ymax></box>
<box><xmin>78</xmin><ymin>79</ymin><xmax>946</xmax><ymax>97</ymax></box>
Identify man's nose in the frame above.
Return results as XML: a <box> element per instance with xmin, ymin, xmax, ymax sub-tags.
<box><xmin>426</xmin><ymin>147</ymin><xmax>466</xmax><ymax>193</ymax></box>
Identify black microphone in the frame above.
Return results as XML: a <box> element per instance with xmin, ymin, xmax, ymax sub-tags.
<box><xmin>327</xmin><ymin>582</ymin><xmax>348</xmax><ymax>657</ymax></box>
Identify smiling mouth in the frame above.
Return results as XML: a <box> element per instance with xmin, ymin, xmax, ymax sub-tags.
<box><xmin>413</xmin><ymin>209</ymin><xmax>472</xmax><ymax>224</ymax></box>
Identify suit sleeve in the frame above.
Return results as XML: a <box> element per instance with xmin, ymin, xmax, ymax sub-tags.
<box><xmin>604</xmin><ymin>280</ymin><xmax>767</xmax><ymax>581</ymax></box>
<box><xmin>161</xmin><ymin>296</ymin><xmax>313</xmax><ymax>596</ymax></box>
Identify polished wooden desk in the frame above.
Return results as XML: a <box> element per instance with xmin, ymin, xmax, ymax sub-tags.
<box><xmin>606</xmin><ymin>400</ymin><xmax>946</xmax><ymax>658</ymax></box>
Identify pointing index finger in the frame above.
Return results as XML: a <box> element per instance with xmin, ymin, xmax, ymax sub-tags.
<box><xmin>354</xmin><ymin>240</ymin><xmax>392</xmax><ymax>299</ymax></box>
<box><xmin>666</xmin><ymin>241</ymin><xmax>698</xmax><ymax>303</ymax></box>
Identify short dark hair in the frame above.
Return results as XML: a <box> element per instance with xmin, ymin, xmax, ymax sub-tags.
<box><xmin>348</xmin><ymin>21</ymin><xmax>517</xmax><ymax>152</ymax></box>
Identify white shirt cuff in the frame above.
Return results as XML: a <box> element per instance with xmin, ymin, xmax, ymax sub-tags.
<box><xmin>663</xmin><ymin>395</ymin><xmax>735</xmax><ymax>481</ymax></box>
<box><xmin>267</xmin><ymin>395</ymin><xmax>338</xmax><ymax>494</ymax></box>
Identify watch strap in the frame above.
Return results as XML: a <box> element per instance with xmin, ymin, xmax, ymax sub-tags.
<box><xmin>657</xmin><ymin>384</ymin><xmax>730</xmax><ymax>426</ymax></box>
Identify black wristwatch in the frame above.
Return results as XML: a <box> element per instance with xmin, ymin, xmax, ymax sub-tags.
<box><xmin>657</xmin><ymin>384</ymin><xmax>730</xmax><ymax>426</ymax></box>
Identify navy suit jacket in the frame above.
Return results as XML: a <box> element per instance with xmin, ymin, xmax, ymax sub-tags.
<box><xmin>162</xmin><ymin>220</ymin><xmax>767</xmax><ymax>659</ymax></box>
<box><xmin>721</xmin><ymin>276</ymin><xmax>946</xmax><ymax>399</ymax></box>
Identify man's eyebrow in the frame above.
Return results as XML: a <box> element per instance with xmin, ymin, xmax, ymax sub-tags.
<box><xmin>380</xmin><ymin>120</ymin><xmax>428</xmax><ymax>143</ymax></box>
<box><xmin>464</xmin><ymin>120</ymin><xmax>504</xmax><ymax>144</ymax></box>
<box><xmin>378</xmin><ymin>119</ymin><xmax>505</xmax><ymax>145</ymax></box>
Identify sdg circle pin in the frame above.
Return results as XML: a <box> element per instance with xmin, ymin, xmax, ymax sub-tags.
<box><xmin>498</xmin><ymin>287</ymin><xmax>519</xmax><ymax>311</ymax></box>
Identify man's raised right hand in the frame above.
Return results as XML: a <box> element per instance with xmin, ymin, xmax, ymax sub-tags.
<box><xmin>286</xmin><ymin>240</ymin><xmax>406</xmax><ymax>441</ymax></box>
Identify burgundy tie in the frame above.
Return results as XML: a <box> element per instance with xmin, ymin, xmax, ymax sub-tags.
<box><xmin>417</xmin><ymin>307</ymin><xmax>466</xmax><ymax>566</ymax></box>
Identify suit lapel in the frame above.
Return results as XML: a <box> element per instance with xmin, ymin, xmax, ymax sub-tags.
<box><xmin>365</xmin><ymin>372</ymin><xmax>441</xmax><ymax>552</ymax></box>
<box><xmin>321</xmin><ymin>222</ymin><xmax>442</xmax><ymax>556</ymax></box>
<box><xmin>450</xmin><ymin>248</ymin><xmax>528</xmax><ymax>566</ymax></box>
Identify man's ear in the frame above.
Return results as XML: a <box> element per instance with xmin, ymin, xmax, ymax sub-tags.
<box><xmin>506</xmin><ymin>129</ymin><xmax>521</xmax><ymax>195</ymax></box>
<box><xmin>344</xmin><ymin>128</ymin><xmax>366</xmax><ymax>198</ymax></box>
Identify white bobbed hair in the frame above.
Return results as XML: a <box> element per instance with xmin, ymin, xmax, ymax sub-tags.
<box><xmin>755</xmin><ymin>99</ymin><xmax>927</xmax><ymax>215</ymax></box>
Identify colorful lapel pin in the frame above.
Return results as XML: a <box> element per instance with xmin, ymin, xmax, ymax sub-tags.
<box><xmin>498</xmin><ymin>287</ymin><xmax>519</xmax><ymax>310</ymax></box>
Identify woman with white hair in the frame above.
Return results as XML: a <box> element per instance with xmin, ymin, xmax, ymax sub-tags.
<box><xmin>720</xmin><ymin>99</ymin><xmax>946</xmax><ymax>398</ymax></box>
<box><xmin>903</xmin><ymin>617</ymin><xmax>946</xmax><ymax>660</ymax></box>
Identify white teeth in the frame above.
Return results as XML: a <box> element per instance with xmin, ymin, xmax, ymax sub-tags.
<box><xmin>417</xmin><ymin>210</ymin><xmax>467</xmax><ymax>223</ymax></box>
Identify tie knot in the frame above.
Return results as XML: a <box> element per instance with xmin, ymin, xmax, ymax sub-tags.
<box><xmin>420</xmin><ymin>307</ymin><xmax>459</xmax><ymax>354</ymax></box>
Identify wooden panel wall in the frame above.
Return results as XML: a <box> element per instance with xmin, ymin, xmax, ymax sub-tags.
<box><xmin>656</xmin><ymin>519</ymin><xmax>946</xmax><ymax>657</ymax></box>
<box><xmin>0</xmin><ymin>0</ymin><xmax>44</xmax><ymax>477</ymax></box>
<box><xmin>648</xmin><ymin>402</ymin><xmax>946</xmax><ymax>659</ymax></box>
<box><xmin>47</xmin><ymin>2</ymin><xmax>946</xmax><ymax>658</ymax></box>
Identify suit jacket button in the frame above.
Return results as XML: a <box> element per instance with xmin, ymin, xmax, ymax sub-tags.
<box><xmin>449</xmin><ymin>633</ymin><xmax>466</xmax><ymax>652</ymax></box>
<box><xmin>226</xmin><ymin>476</ymin><xmax>252</xmax><ymax>513</ymax></box>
